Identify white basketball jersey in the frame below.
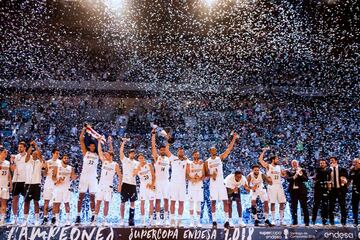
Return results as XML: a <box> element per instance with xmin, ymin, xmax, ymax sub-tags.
<box><xmin>57</xmin><ymin>164</ymin><xmax>72</xmax><ymax>189</ymax></box>
<box><xmin>44</xmin><ymin>159</ymin><xmax>61</xmax><ymax>188</ymax></box>
<box><xmin>138</xmin><ymin>163</ymin><xmax>153</xmax><ymax>186</ymax></box>
<box><xmin>12</xmin><ymin>153</ymin><xmax>28</xmax><ymax>182</ymax></box>
<box><xmin>99</xmin><ymin>161</ymin><xmax>117</xmax><ymax>188</ymax></box>
<box><xmin>249</xmin><ymin>172</ymin><xmax>265</xmax><ymax>190</ymax></box>
<box><xmin>0</xmin><ymin>160</ymin><xmax>10</xmax><ymax>187</ymax></box>
<box><xmin>189</xmin><ymin>161</ymin><xmax>204</xmax><ymax>189</ymax></box>
<box><xmin>25</xmin><ymin>159</ymin><xmax>42</xmax><ymax>184</ymax></box>
<box><xmin>169</xmin><ymin>155</ymin><xmax>187</xmax><ymax>184</ymax></box>
<box><xmin>121</xmin><ymin>157</ymin><xmax>139</xmax><ymax>185</ymax></box>
<box><xmin>81</xmin><ymin>151</ymin><xmax>99</xmax><ymax>177</ymax></box>
<box><xmin>267</xmin><ymin>164</ymin><xmax>282</xmax><ymax>185</ymax></box>
<box><xmin>154</xmin><ymin>155</ymin><xmax>170</xmax><ymax>182</ymax></box>
<box><xmin>206</xmin><ymin>156</ymin><xmax>224</xmax><ymax>184</ymax></box>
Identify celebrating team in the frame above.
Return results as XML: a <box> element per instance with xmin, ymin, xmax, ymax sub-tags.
<box><xmin>0</xmin><ymin>125</ymin><xmax>359</xmax><ymax>228</ymax></box>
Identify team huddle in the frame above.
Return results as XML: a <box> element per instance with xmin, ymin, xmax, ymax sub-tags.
<box><xmin>0</xmin><ymin>125</ymin><xmax>358</xmax><ymax>228</ymax></box>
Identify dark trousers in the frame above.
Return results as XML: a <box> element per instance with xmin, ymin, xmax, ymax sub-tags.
<box><xmin>312</xmin><ymin>187</ymin><xmax>329</xmax><ymax>223</ymax></box>
<box><xmin>352</xmin><ymin>191</ymin><xmax>359</xmax><ymax>225</ymax></box>
<box><xmin>329</xmin><ymin>188</ymin><xmax>347</xmax><ymax>225</ymax></box>
<box><xmin>290</xmin><ymin>189</ymin><xmax>309</xmax><ymax>225</ymax></box>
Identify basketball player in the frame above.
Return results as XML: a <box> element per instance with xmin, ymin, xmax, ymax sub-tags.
<box><xmin>165</xmin><ymin>144</ymin><xmax>188</xmax><ymax>227</ymax></box>
<box><xmin>186</xmin><ymin>150</ymin><xmax>205</xmax><ymax>227</ymax></box>
<box><xmin>151</xmin><ymin>129</ymin><xmax>170</xmax><ymax>226</ymax></box>
<box><xmin>10</xmin><ymin>141</ymin><xmax>28</xmax><ymax>224</ymax></box>
<box><xmin>224</xmin><ymin>171</ymin><xmax>251</xmax><ymax>227</ymax></box>
<box><xmin>94</xmin><ymin>136</ymin><xmax>122</xmax><ymax>226</ymax></box>
<box><xmin>42</xmin><ymin>148</ymin><xmax>61</xmax><ymax>225</ymax></box>
<box><xmin>52</xmin><ymin>154</ymin><xmax>77</xmax><ymax>226</ymax></box>
<box><xmin>0</xmin><ymin>146</ymin><xmax>11</xmax><ymax>225</ymax></box>
<box><xmin>76</xmin><ymin>126</ymin><xmax>99</xmax><ymax>224</ymax></box>
<box><xmin>204</xmin><ymin>132</ymin><xmax>238</xmax><ymax>228</ymax></box>
<box><xmin>120</xmin><ymin>137</ymin><xmax>138</xmax><ymax>226</ymax></box>
<box><xmin>258</xmin><ymin>147</ymin><xmax>287</xmax><ymax>226</ymax></box>
<box><xmin>133</xmin><ymin>153</ymin><xmax>156</xmax><ymax>226</ymax></box>
<box><xmin>246</xmin><ymin>164</ymin><xmax>273</xmax><ymax>226</ymax></box>
<box><xmin>24</xmin><ymin>141</ymin><xmax>45</xmax><ymax>226</ymax></box>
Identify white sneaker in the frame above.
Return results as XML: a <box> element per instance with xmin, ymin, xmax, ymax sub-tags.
<box><xmin>229</xmin><ymin>220</ymin><xmax>234</xmax><ymax>228</ymax></box>
<box><xmin>155</xmin><ymin>219</ymin><xmax>161</xmax><ymax>226</ymax></box>
<box><xmin>196</xmin><ymin>221</ymin><xmax>202</xmax><ymax>228</ymax></box>
<box><xmin>177</xmin><ymin>220</ymin><xmax>184</xmax><ymax>228</ymax></box>
<box><xmin>189</xmin><ymin>219</ymin><xmax>194</xmax><ymax>228</ymax></box>
<box><xmin>34</xmin><ymin>220</ymin><xmax>40</xmax><ymax>226</ymax></box>
<box><xmin>65</xmin><ymin>220</ymin><xmax>71</xmax><ymax>226</ymax></box>
<box><xmin>21</xmin><ymin>221</ymin><xmax>28</xmax><ymax>227</ymax></box>
<box><xmin>119</xmin><ymin>219</ymin><xmax>125</xmax><ymax>226</ymax></box>
<box><xmin>239</xmin><ymin>220</ymin><xmax>246</xmax><ymax>227</ymax></box>
<box><xmin>91</xmin><ymin>220</ymin><xmax>97</xmax><ymax>226</ymax></box>
<box><xmin>170</xmin><ymin>219</ymin><xmax>176</xmax><ymax>227</ymax></box>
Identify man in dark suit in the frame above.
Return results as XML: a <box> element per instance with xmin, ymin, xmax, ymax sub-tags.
<box><xmin>328</xmin><ymin>157</ymin><xmax>348</xmax><ymax>226</ymax></box>
<box><xmin>286</xmin><ymin>160</ymin><xmax>309</xmax><ymax>226</ymax></box>
<box><xmin>311</xmin><ymin>159</ymin><xmax>331</xmax><ymax>225</ymax></box>
<box><xmin>349</xmin><ymin>158</ymin><xmax>360</xmax><ymax>226</ymax></box>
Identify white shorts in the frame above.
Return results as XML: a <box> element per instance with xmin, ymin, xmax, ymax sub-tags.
<box><xmin>0</xmin><ymin>187</ymin><xmax>9</xmax><ymax>200</ymax></box>
<box><xmin>43</xmin><ymin>187</ymin><xmax>54</xmax><ymax>201</ymax></box>
<box><xmin>188</xmin><ymin>189</ymin><xmax>203</xmax><ymax>202</ymax></box>
<box><xmin>53</xmin><ymin>188</ymin><xmax>70</xmax><ymax>203</ymax></box>
<box><xmin>250</xmin><ymin>189</ymin><xmax>269</xmax><ymax>202</ymax></box>
<box><xmin>209</xmin><ymin>182</ymin><xmax>228</xmax><ymax>201</ymax></box>
<box><xmin>169</xmin><ymin>182</ymin><xmax>186</xmax><ymax>202</ymax></box>
<box><xmin>139</xmin><ymin>184</ymin><xmax>156</xmax><ymax>201</ymax></box>
<box><xmin>155</xmin><ymin>181</ymin><xmax>169</xmax><ymax>199</ymax></box>
<box><xmin>267</xmin><ymin>185</ymin><xmax>286</xmax><ymax>204</ymax></box>
<box><xmin>96</xmin><ymin>188</ymin><xmax>112</xmax><ymax>202</ymax></box>
<box><xmin>78</xmin><ymin>175</ymin><xmax>98</xmax><ymax>194</ymax></box>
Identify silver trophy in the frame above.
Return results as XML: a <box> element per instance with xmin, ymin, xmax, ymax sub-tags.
<box><xmin>151</xmin><ymin>123</ymin><xmax>175</xmax><ymax>144</ymax></box>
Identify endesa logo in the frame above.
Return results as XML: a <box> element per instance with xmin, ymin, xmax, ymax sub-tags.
<box><xmin>323</xmin><ymin>231</ymin><xmax>354</xmax><ymax>239</ymax></box>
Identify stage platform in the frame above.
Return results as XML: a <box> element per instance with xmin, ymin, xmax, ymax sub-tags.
<box><xmin>0</xmin><ymin>224</ymin><xmax>359</xmax><ymax>240</ymax></box>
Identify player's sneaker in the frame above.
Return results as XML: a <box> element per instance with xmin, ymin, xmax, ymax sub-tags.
<box><xmin>119</xmin><ymin>219</ymin><xmax>125</xmax><ymax>227</ymax></box>
<box><xmin>42</xmin><ymin>217</ymin><xmax>48</xmax><ymax>225</ymax></box>
<box><xmin>254</xmin><ymin>219</ymin><xmax>260</xmax><ymax>226</ymax></box>
<box><xmin>239</xmin><ymin>220</ymin><xmax>246</xmax><ymax>227</ymax></box>
<box><xmin>265</xmin><ymin>219</ymin><xmax>273</xmax><ymax>227</ymax></box>
<box><xmin>189</xmin><ymin>219</ymin><xmax>194</xmax><ymax>228</ymax></box>
<box><xmin>196</xmin><ymin>221</ymin><xmax>202</xmax><ymax>228</ymax></box>
<box><xmin>90</xmin><ymin>215</ymin><xmax>95</xmax><ymax>223</ymax></box>
<box><xmin>224</xmin><ymin>221</ymin><xmax>230</xmax><ymax>229</ymax></box>
<box><xmin>75</xmin><ymin>216</ymin><xmax>81</xmax><ymax>224</ymax></box>
<box><xmin>212</xmin><ymin>221</ymin><xmax>217</xmax><ymax>228</ymax></box>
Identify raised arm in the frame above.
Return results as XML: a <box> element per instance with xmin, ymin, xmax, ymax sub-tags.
<box><xmin>115</xmin><ymin>163</ymin><xmax>123</xmax><ymax>193</ymax></box>
<box><xmin>120</xmin><ymin>138</ymin><xmax>127</xmax><ymax>161</ymax></box>
<box><xmin>165</xmin><ymin>143</ymin><xmax>172</xmax><ymax>158</ymax></box>
<box><xmin>97</xmin><ymin>137</ymin><xmax>105</xmax><ymax>162</ymax></box>
<box><xmin>258</xmin><ymin>147</ymin><xmax>270</xmax><ymax>170</ymax></box>
<box><xmin>25</xmin><ymin>144</ymin><xmax>33</xmax><ymax>163</ymax></box>
<box><xmin>151</xmin><ymin>129</ymin><xmax>158</xmax><ymax>162</ymax></box>
<box><xmin>79</xmin><ymin>127</ymin><xmax>87</xmax><ymax>156</ymax></box>
<box><xmin>220</xmin><ymin>133</ymin><xmax>238</xmax><ymax>160</ymax></box>
<box><xmin>32</xmin><ymin>141</ymin><xmax>43</xmax><ymax>162</ymax></box>
<box><xmin>108</xmin><ymin>136</ymin><xmax>113</xmax><ymax>154</ymax></box>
